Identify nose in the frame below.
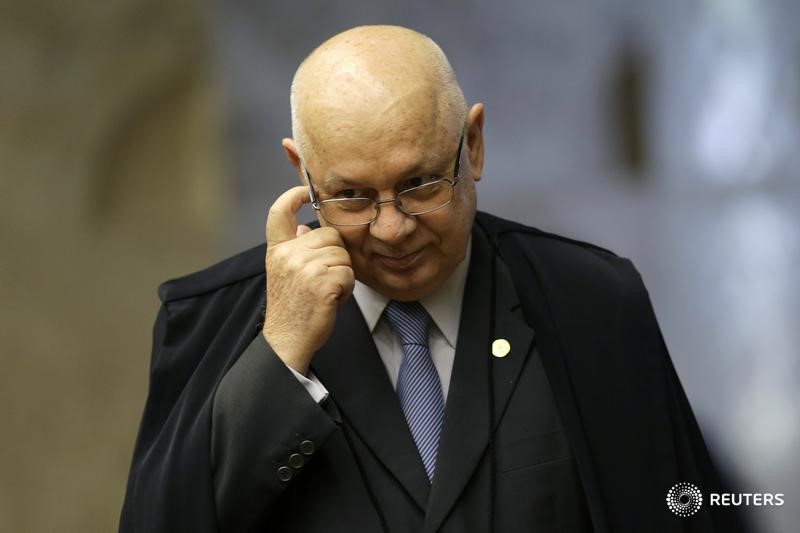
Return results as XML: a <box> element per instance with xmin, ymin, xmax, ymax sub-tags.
<box><xmin>369</xmin><ymin>201</ymin><xmax>416</xmax><ymax>244</ymax></box>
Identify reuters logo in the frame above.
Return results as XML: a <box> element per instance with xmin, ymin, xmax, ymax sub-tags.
<box><xmin>666</xmin><ymin>482</ymin><xmax>703</xmax><ymax>517</ymax></box>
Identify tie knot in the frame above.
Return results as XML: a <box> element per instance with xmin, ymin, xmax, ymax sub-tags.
<box><xmin>383</xmin><ymin>300</ymin><xmax>431</xmax><ymax>347</ymax></box>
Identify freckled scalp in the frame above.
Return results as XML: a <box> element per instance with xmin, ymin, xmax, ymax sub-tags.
<box><xmin>290</xmin><ymin>25</ymin><xmax>467</xmax><ymax>165</ymax></box>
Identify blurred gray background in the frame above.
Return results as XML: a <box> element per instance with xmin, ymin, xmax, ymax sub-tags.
<box><xmin>1</xmin><ymin>0</ymin><xmax>797</xmax><ymax>531</ymax></box>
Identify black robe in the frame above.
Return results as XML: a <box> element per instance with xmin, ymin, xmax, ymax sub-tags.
<box><xmin>120</xmin><ymin>211</ymin><xmax>749</xmax><ymax>532</ymax></box>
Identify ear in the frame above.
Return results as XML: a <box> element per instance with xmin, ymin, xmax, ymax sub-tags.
<box><xmin>465</xmin><ymin>103</ymin><xmax>485</xmax><ymax>181</ymax></box>
<box><xmin>281</xmin><ymin>138</ymin><xmax>307</xmax><ymax>185</ymax></box>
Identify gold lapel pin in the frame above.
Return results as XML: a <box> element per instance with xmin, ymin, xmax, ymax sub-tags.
<box><xmin>492</xmin><ymin>338</ymin><xmax>511</xmax><ymax>358</ymax></box>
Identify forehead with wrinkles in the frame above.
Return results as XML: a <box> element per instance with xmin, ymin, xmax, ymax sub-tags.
<box><xmin>290</xmin><ymin>26</ymin><xmax>465</xmax><ymax>165</ymax></box>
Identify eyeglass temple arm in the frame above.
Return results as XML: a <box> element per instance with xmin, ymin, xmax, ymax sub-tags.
<box><xmin>452</xmin><ymin>132</ymin><xmax>465</xmax><ymax>184</ymax></box>
<box><xmin>303</xmin><ymin>168</ymin><xmax>322</xmax><ymax>209</ymax></box>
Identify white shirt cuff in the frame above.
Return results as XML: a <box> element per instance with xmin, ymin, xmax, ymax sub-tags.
<box><xmin>288</xmin><ymin>366</ymin><xmax>330</xmax><ymax>404</ymax></box>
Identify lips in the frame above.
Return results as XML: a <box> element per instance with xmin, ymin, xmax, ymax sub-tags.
<box><xmin>374</xmin><ymin>249</ymin><xmax>423</xmax><ymax>270</ymax></box>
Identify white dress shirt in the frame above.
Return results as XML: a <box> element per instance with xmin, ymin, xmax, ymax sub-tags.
<box><xmin>289</xmin><ymin>238</ymin><xmax>471</xmax><ymax>404</ymax></box>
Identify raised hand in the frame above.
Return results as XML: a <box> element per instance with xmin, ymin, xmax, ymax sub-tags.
<box><xmin>262</xmin><ymin>186</ymin><xmax>355</xmax><ymax>374</ymax></box>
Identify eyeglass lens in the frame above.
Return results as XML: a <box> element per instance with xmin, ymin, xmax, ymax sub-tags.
<box><xmin>319</xmin><ymin>180</ymin><xmax>454</xmax><ymax>226</ymax></box>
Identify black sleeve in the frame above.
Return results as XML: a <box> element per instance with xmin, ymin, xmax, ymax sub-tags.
<box><xmin>211</xmin><ymin>334</ymin><xmax>339</xmax><ymax>531</ymax></box>
<box><xmin>628</xmin><ymin>267</ymin><xmax>752</xmax><ymax>533</ymax></box>
<box><xmin>119</xmin><ymin>298</ymin><xmax>338</xmax><ymax>533</ymax></box>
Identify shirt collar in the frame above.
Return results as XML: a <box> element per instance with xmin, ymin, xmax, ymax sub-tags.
<box><xmin>353</xmin><ymin>236</ymin><xmax>471</xmax><ymax>348</ymax></box>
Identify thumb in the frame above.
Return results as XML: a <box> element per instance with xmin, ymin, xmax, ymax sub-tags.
<box><xmin>266</xmin><ymin>186</ymin><xmax>310</xmax><ymax>246</ymax></box>
<box><xmin>296</xmin><ymin>224</ymin><xmax>312</xmax><ymax>237</ymax></box>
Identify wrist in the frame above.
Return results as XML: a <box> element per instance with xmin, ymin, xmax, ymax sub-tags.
<box><xmin>262</xmin><ymin>329</ymin><xmax>311</xmax><ymax>375</ymax></box>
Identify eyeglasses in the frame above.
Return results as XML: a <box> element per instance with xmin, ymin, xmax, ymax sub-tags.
<box><xmin>303</xmin><ymin>134</ymin><xmax>464</xmax><ymax>226</ymax></box>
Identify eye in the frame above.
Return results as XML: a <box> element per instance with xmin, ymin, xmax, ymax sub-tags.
<box><xmin>335</xmin><ymin>189</ymin><xmax>355</xmax><ymax>199</ymax></box>
<box><xmin>333</xmin><ymin>188</ymin><xmax>370</xmax><ymax>199</ymax></box>
<box><xmin>400</xmin><ymin>176</ymin><xmax>434</xmax><ymax>190</ymax></box>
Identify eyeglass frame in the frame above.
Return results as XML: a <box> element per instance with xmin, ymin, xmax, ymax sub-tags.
<box><xmin>302</xmin><ymin>133</ymin><xmax>465</xmax><ymax>227</ymax></box>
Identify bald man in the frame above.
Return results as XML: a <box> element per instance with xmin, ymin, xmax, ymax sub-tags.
<box><xmin>121</xmin><ymin>26</ymin><xmax>747</xmax><ymax>533</ymax></box>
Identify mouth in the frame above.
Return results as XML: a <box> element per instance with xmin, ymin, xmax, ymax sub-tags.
<box><xmin>374</xmin><ymin>248</ymin><xmax>424</xmax><ymax>271</ymax></box>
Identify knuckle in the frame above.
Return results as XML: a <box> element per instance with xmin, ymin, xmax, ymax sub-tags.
<box><xmin>270</xmin><ymin>245</ymin><xmax>304</xmax><ymax>273</ymax></box>
<box><xmin>326</xmin><ymin>246</ymin><xmax>349</xmax><ymax>264</ymax></box>
<box><xmin>333</xmin><ymin>267</ymin><xmax>355</xmax><ymax>289</ymax></box>
<box><xmin>303</xmin><ymin>261</ymin><xmax>326</xmax><ymax>278</ymax></box>
<box><xmin>267</xmin><ymin>244</ymin><xmax>288</xmax><ymax>264</ymax></box>
<box><xmin>288</xmin><ymin>254</ymin><xmax>307</xmax><ymax>273</ymax></box>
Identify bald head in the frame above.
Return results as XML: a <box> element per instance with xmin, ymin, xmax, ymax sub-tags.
<box><xmin>290</xmin><ymin>25</ymin><xmax>467</xmax><ymax>164</ymax></box>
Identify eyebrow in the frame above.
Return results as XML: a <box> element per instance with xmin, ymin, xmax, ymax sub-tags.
<box><xmin>321</xmin><ymin>159</ymin><xmax>451</xmax><ymax>190</ymax></box>
<box><xmin>323</xmin><ymin>175</ymin><xmax>382</xmax><ymax>190</ymax></box>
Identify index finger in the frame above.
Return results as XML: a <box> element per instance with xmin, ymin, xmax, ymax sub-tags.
<box><xmin>266</xmin><ymin>185</ymin><xmax>312</xmax><ymax>246</ymax></box>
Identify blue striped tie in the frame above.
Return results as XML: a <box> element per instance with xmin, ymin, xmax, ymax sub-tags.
<box><xmin>383</xmin><ymin>300</ymin><xmax>444</xmax><ymax>481</ymax></box>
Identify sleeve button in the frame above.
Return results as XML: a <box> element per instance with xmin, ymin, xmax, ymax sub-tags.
<box><xmin>289</xmin><ymin>453</ymin><xmax>305</xmax><ymax>469</ymax></box>
<box><xmin>299</xmin><ymin>439</ymin><xmax>315</xmax><ymax>456</ymax></box>
<box><xmin>277</xmin><ymin>466</ymin><xmax>293</xmax><ymax>482</ymax></box>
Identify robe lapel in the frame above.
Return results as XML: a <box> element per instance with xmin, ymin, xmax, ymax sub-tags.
<box><xmin>424</xmin><ymin>226</ymin><xmax>536</xmax><ymax>533</ymax></box>
<box><xmin>311</xmin><ymin>298</ymin><xmax>431</xmax><ymax>511</ymax></box>
<box><xmin>494</xmin><ymin>234</ymin><xmax>610</xmax><ymax>533</ymax></box>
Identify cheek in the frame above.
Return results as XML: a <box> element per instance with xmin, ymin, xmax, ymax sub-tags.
<box><xmin>439</xmin><ymin>186</ymin><xmax>476</xmax><ymax>237</ymax></box>
<box><xmin>432</xmin><ymin>195</ymin><xmax>475</xmax><ymax>258</ymax></box>
<box><xmin>339</xmin><ymin>229</ymin><xmax>369</xmax><ymax>261</ymax></box>
<box><xmin>419</xmin><ymin>214</ymin><xmax>461</xmax><ymax>255</ymax></box>
<box><xmin>457</xmin><ymin>182</ymin><xmax>477</xmax><ymax>214</ymax></box>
